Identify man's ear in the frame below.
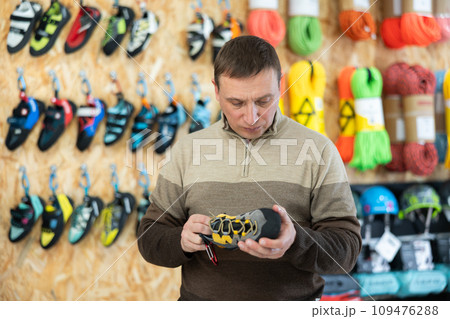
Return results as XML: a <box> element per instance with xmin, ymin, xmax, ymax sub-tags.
<box><xmin>212</xmin><ymin>79</ymin><xmax>220</xmax><ymax>101</ymax></box>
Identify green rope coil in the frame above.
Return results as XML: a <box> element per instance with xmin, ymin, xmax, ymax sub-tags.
<box><xmin>350</xmin><ymin>67</ymin><xmax>392</xmax><ymax>171</ymax></box>
<box><xmin>288</xmin><ymin>16</ymin><xmax>322</xmax><ymax>56</ymax></box>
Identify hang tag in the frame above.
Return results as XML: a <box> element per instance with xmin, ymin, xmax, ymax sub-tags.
<box><xmin>249</xmin><ymin>0</ymin><xmax>278</xmax><ymax>10</ymax></box>
<box><xmin>396</xmin><ymin>118</ymin><xmax>406</xmax><ymax>141</ymax></box>
<box><xmin>289</xmin><ymin>0</ymin><xmax>319</xmax><ymax>17</ymax></box>
<box><xmin>413</xmin><ymin>240</ymin><xmax>434</xmax><ymax>271</ymax></box>
<box><xmin>374</xmin><ymin>231</ymin><xmax>401</xmax><ymax>262</ymax></box>
<box><xmin>393</xmin><ymin>0</ymin><xmax>402</xmax><ymax>15</ymax></box>
<box><xmin>355</xmin><ymin>97</ymin><xmax>385</xmax><ymax>127</ymax></box>
<box><xmin>314</xmin><ymin>97</ymin><xmax>324</xmax><ymax>111</ymax></box>
<box><xmin>416</xmin><ymin>116</ymin><xmax>435</xmax><ymax>141</ymax></box>
<box><xmin>413</xmin><ymin>0</ymin><xmax>432</xmax><ymax>13</ymax></box>
<box><xmin>354</xmin><ymin>0</ymin><xmax>370</xmax><ymax>10</ymax></box>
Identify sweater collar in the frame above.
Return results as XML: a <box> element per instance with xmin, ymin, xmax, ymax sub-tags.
<box><xmin>221</xmin><ymin>107</ymin><xmax>283</xmax><ymax>139</ymax></box>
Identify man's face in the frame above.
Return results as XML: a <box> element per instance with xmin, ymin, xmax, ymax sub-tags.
<box><xmin>213</xmin><ymin>68</ymin><xmax>280</xmax><ymax>140</ymax></box>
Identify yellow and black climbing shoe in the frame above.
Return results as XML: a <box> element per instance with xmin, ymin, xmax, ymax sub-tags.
<box><xmin>40</xmin><ymin>194</ymin><xmax>74</xmax><ymax>249</ymax></box>
<box><xmin>200</xmin><ymin>208</ymin><xmax>281</xmax><ymax>250</ymax></box>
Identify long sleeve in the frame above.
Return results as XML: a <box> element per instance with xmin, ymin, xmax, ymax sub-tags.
<box><xmin>137</xmin><ymin>142</ymin><xmax>192</xmax><ymax>268</ymax></box>
<box><xmin>284</xmin><ymin>141</ymin><xmax>362</xmax><ymax>274</ymax></box>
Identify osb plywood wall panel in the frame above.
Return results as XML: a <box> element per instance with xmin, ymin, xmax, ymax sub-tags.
<box><xmin>1</xmin><ymin>0</ymin><xmax>449</xmax><ymax>300</ymax></box>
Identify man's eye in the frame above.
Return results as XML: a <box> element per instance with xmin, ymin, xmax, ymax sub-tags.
<box><xmin>257</xmin><ymin>99</ymin><xmax>271</xmax><ymax>106</ymax></box>
<box><xmin>231</xmin><ymin>102</ymin><xmax>243</xmax><ymax>107</ymax></box>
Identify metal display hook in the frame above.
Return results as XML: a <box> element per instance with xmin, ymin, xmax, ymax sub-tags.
<box><xmin>49</xmin><ymin>165</ymin><xmax>59</xmax><ymax>195</ymax></box>
<box><xmin>79</xmin><ymin>164</ymin><xmax>91</xmax><ymax>197</ymax></box>
<box><xmin>20</xmin><ymin>166</ymin><xmax>30</xmax><ymax>196</ymax></box>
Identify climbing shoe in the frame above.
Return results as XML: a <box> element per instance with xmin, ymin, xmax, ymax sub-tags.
<box><xmin>154</xmin><ymin>102</ymin><xmax>186</xmax><ymax>154</ymax></box>
<box><xmin>104</xmin><ymin>99</ymin><xmax>134</xmax><ymax>146</ymax></box>
<box><xmin>200</xmin><ymin>208</ymin><xmax>281</xmax><ymax>250</ymax></box>
<box><xmin>127</xmin><ymin>9</ymin><xmax>159</xmax><ymax>57</ymax></box>
<box><xmin>9</xmin><ymin>195</ymin><xmax>45</xmax><ymax>243</ymax></box>
<box><xmin>68</xmin><ymin>196</ymin><xmax>104</xmax><ymax>244</ymax></box>
<box><xmin>76</xmin><ymin>98</ymin><xmax>106</xmax><ymax>151</ymax></box>
<box><xmin>212</xmin><ymin>13</ymin><xmax>243</xmax><ymax>62</ymax></box>
<box><xmin>187</xmin><ymin>11</ymin><xmax>214</xmax><ymax>60</ymax></box>
<box><xmin>130</xmin><ymin>103</ymin><xmax>158</xmax><ymax>152</ymax></box>
<box><xmin>38</xmin><ymin>98</ymin><xmax>76</xmax><ymax>151</ymax></box>
<box><xmin>65</xmin><ymin>4</ymin><xmax>101</xmax><ymax>54</ymax></box>
<box><xmin>7</xmin><ymin>1</ymin><xmax>42</xmax><ymax>53</ymax></box>
<box><xmin>136</xmin><ymin>195</ymin><xmax>150</xmax><ymax>236</ymax></box>
<box><xmin>6</xmin><ymin>94</ymin><xmax>45</xmax><ymax>151</ymax></box>
<box><xmin>30</xmin><ymin>0</ymin><xmax>71</xmax><ymax>56</ymax></box>
<box><xmin>102</xmin><ymin>5</ymin><xmax>135</xmax><ymax>56</ymax></box>
<box><xmin>101</xmin><ymin>192</ymin><xmax>135</xmax><ymax>247</ymax></box>
<box><xmin>40</xmin><ymin>194</ymin><xmax>74</xmax><ymax>249</ymax></box>
<box><xmin>189</xmin><ymin>99</ymin><xmax>211</xmax><ymax>133</ymax></box>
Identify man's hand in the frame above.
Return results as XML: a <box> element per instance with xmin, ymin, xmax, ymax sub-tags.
<box><xmin>238</xmin><ymin>204</ymin><xmax>296</xmax><ymax>259</ymax></box>
<box><xmin>181</xmin><ymin>214</ymin><xmax>212</xmax><ymax>253</ymax></box>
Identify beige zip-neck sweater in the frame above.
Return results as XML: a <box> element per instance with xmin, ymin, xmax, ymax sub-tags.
<box><xmin>138</xmin><ymin>110</ymin><xmax>361</xmax><ymax>300</ymax></box>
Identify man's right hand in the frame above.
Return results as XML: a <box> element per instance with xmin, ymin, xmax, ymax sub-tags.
<box><xmin>181</xmin><ymin>214</ymin><xmax>212</xmax><ymax>253</ymax></box>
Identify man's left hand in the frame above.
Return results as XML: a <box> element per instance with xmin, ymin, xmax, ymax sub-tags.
<box><xmin>238</xmin><ymin>204</ymin><xmax>296</xmax><ymax>259</ymax></box>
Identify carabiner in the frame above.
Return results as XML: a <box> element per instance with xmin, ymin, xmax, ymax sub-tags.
<box><xmin>191</xmin><ymin>73</ymin><xmax>201</xmax><ymax>103</ymax></box>
<box><xmin>218</xmin><ymin>0</ymin><xmax>230</xmax><ymax>11</ymax></box>
<box><xmin>80</xmin><ymin>71</ymin><xmax>92</xmax><ymax>96</ymax></box>
<box><xmin>164</xmin><ymin>73</ymin><xmax>175</xmax><ymax>103</ymax></box>
<box><xmin>17</xmin><ymin>67</ymin><xmax>26</xmax><ymax>92</ymax></box>
<box><xmin>49</xmin><ymin>165</ymin><xmax>58</xmax><ymax>195</ymax></box>
<box><xmin>136</xmin><ymin>72</ymin><xmax>148</xmax><ymax>98</ymax></box>
<box><xmin>110</xmin><ymin>71</ymin><xmax>124</xmax><ymax>99</ymax></box>
<box><xmin>138</xmin><ymin>163</ymin><xmax>150</xmax><ymax>196</ymax></box>
<box><xmin>110</xmin><ymin>164</ymin><xmax>119</xmax><ymax>193</ymax></box>
<box><xmin>20</xmin><ymin>166</ymin><xmax>30</xmax><ymax>196</ymax></box>
<box><xmin>79</xmin><ymin>164</ymin><xmax>91</xmax><ymax>197</ymax></box>
<box><xmin>49</xmin><ymin>70</ymin><xmax>60</xmax><ymax>98</ymax></box>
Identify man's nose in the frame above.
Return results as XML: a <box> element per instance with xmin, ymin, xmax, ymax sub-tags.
<box><xmin>243</xmin><ymin>103</ymin><xmax>258</xmax><ymax>125</ymax></box>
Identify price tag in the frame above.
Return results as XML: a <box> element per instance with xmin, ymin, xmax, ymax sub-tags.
<box><xmin>416</xmin><ymin>116</ymin><xmax>435</xmax><ymax>141</ymax></box>
<box><xmin>289</xmin><ymin>0</ymin><xmax>319</xmax><ymax>17</ymax></box>
<box><xmin>396</xmin><ymin>118</ymin><xmax>406</xmax><ymax>141</ymax></box>
<box><xmin>413</xmin><ymin>0</ymin><xmax>432</xmax><ymax>13</ymax></box>
<box><xmin>374</xmin><ymin>231</ymin><xmax>401</xmax><ymax>262</ymax></box>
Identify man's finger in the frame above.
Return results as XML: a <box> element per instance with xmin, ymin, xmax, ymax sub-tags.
<box><xmin>272</xmin><ymin>204</ymin><xmax>291</xmax><ymax>224</ymax></box>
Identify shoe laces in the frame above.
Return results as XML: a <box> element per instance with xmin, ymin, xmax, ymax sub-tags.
<box><xmin>210</xmin><ymin>215</ymin><xmax>258</xmax><ymax>237</ymax></box>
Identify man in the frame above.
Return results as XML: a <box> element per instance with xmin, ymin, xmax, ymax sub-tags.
<box><xmin>138</xmin><ymin>36</ymin><xmax>361</xmax><ymax>300</ymax></box>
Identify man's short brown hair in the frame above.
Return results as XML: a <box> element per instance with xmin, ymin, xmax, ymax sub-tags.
<box><xmin>214</xmin><ymin>36</ymin><xmax>282</xmax><ymax>90</ymax></box>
